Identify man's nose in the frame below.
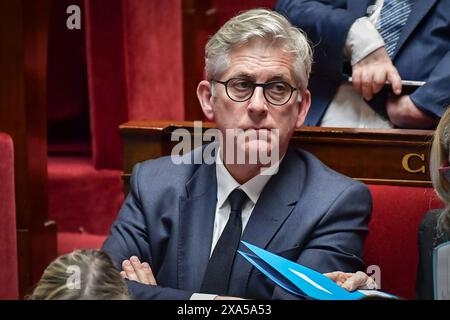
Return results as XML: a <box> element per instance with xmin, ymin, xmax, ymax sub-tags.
<box><xmin>247</xmin><ymin>87</ymin><xmax>268</xmax><ymax>115</ymax></box>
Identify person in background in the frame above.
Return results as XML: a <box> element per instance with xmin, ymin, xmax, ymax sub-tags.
<box><xmin>416</xmin><ymin>106</ymin><xmax>450</xmax><ymax>299</ymax></box>
<box><xmin>276</xmin><ymin>0</ymin><xmax>449</xmax><ymax>129</ymax></box>
<box><xmin>28</xmin><ymin>249</ymin><xmax>129</xmax><ymax>300</ymax></box>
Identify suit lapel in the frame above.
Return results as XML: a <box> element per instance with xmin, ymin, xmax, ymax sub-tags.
<box><xmin>178</xmin><ymin>162</ymin><xmax>217</xmax><ymax>291</ymax></box>
<box><xmin>228</xmin><ymin>149</ymin><xmax>305</xmax><ymax>296</ymax></box>
<box><xmin>393</xmin><ymin>0</ymin><xmax>438</xmax><ymax>59</ymax></box>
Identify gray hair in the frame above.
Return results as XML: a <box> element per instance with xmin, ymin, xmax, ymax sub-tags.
<box><xmin>205</xmin><ymin>8</ymin><xmax>312</xmax><ymax>90</ymax></box>
<box><xmin>430</xmin><ymin>106</ymin><xmax>450</xmax><ymax>237</ymax></box>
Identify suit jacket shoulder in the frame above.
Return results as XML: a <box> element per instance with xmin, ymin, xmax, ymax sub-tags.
<box><xmin>130</xmin><ymin>145</ymin><xmax>211</xmax><ymax>200</ymax></box>
<box><xmin>291</xmin><ymin>148</ymin><xmax>371</xmax><ymax>208</ymax></box>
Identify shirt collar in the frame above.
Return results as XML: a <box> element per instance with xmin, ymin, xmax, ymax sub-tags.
<box><xmin>215</xmin><ymin>147</ymin><xmax>279</xmax><ymax>208</ymax></box>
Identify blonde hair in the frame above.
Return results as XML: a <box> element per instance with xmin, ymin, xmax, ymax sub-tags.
<box><xmin>430</xmin><ymin>106</ymin><xmax>450</xmax><ymax>236</ymax></box>
<box><xmin>28</xmin><ymin>249</ymin><xmax>129</xmax><ymax>300</ymax></box>
<box><xmin>205</xmin><ymin>8</ymin><xmax>312</xmax><ymax>90</ymax></box>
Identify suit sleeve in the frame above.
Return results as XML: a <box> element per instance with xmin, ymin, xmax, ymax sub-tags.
<box><xmin>415</xmin><ymin>211</ymin><xmax>439</xmax><ymax>300</ymax></box>
<box><xmin>270</xmin><ymin>182</ymin><xmax>372</xmax><ymax>300</ymax></box>
<box><xmin>410</xmin><ymin>51</ymin><xmax>450</xmax><ymax>118</ymax></box>
<box><xmin>275</xmin><ymin>0</ymin><xmax>360</xmax><ymax>78</ymax></box>
<box><xmin>102</xmin><ymin>163</ymin><xmax>194</xmax><ymax>300</ymax></box>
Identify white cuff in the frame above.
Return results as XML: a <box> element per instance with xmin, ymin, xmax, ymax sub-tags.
<box><xmin>190</xmin><ymin>293</ymin><xmax>218</xmax><ymax>300</ymax></box>
<box><xmin>345</xmin><ymin>17</ymin><xmax>385</xmax><ymax>65</ymax></box>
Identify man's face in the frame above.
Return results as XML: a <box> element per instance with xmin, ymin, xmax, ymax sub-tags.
<box><xmin>198</xmin><ymin>38</ymin><xmax>311</xmax><ymax>165</ymax></box>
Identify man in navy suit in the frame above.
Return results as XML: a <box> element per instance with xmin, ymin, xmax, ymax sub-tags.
<box><xmin>276</xmin><ymin>0</ymin><xmax>450</xmax><ymax>129</ymax></box>
<box><xmin>103</xmin><ymin>8</ymin><xmax>372</xmax><ymax>300</ymax></box>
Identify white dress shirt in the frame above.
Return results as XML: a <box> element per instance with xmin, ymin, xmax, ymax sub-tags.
<box><xmin>191</xmin><ymin>148</ymin><xmax>276</xmax><ymax>300</ymax></box>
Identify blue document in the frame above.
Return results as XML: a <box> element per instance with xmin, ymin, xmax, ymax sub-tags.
<box><xmin>238</xmin><ymin>241</ymin><xmax>396</xmax><ymax>300</ymax></box>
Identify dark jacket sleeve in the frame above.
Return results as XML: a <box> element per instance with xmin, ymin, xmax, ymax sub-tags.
<box><xmin>102</xmin><ymin>163</ymin><xmax>194</xmax><ymax>300</ymax></box>
<box><xmin>415</xmin><ymin>210</ymin><xmax>441</xmax><ymax>300</ymax></box>
<box><xmin>275</xmin><ymin>0</ymin><xmax>360</xmax><ymax>78</ymax></box>
<box><xmin>410</xmin><ymin>51</ymin><xmax>450</xmax><ymax>118</ymax></box>
<box><xmin>271</xmin><ymin>181</ymin><xmax>372</xmax><ymax>300</ymax></box>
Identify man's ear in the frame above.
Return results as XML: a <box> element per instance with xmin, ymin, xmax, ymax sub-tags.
<box><xmin>295</xmin><ymin>89</ymin><xmax>311</xmax><ymax>128</ymax></box>
<box><xmin>197</xmin><ymin>80</ymin><xmax>215</xmax><ymax>121</ymax></box>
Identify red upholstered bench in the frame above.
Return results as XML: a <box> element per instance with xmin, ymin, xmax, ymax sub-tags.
<box><xmin>0</xmin><ymin>132</ymin><xmax>19</xmax><ymax>299</ymax></box>
<box><xmin>57</xmin><ymin>232</ymin><xmax>107</xmax><ymax>255</ymax></box>
<box><xmin>48</xmin><ymin>156</ymin><xmax>123</xmax><ymax>255</ymax></box>
<box><xmin>365</xmin><ymin>185</ymin><xmax>443</xmax><ymax>299</ymax></box>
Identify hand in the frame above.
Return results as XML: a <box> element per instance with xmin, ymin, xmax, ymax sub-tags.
<box><xmin>352</xmin><ymin>47</ymin><xmax>402</xmax><ymax>100</ymax></box>
<box><xmin>121</xmin><ymin>256</ymin><xmax>157</xmax><ymax>285</ymax></box>
<box><xmin>386</xmin><ymin>95</ymin><xmax>436</xmax><ymax>129</ymax></box>
<box><xmin>324</xmin><ymin>271</ymin><xmax>377</xmax><ymax>292</ymax></box>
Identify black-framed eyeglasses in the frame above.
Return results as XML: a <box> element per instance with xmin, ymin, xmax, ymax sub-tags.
<box><xmin>212</xmin><ymin>78</ymin><xmax>299</xmax><ymax>106</ymax></box>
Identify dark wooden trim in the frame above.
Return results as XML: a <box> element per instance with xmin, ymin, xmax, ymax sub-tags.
<box><xmin>120</xmin><ymin>121</ymin><xmax>434</xmax><ymax>191</ymax></box>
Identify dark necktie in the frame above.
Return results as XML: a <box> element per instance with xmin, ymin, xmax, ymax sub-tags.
<box><xmin>377</xmin><ymin>0</ymin><xmax>413</xmax><ymax>58</ymax></box>
<box><xmin>200</xmin><ymin>189</ymin><xmax>248</xmax><ymax>295</ymax></box>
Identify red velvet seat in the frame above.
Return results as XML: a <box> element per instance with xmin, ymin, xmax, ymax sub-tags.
<box><xmin>48</xmin><ymin>156</ymin><xmax>124</xmax><ymax>235</ymax></box>
<box><xmin>47</xmin><ymin>156</ymin><xmax>123</xmax><ymax>255</ymax></box>
<box><xmin>365</xmin><ymin>185</ymin><xmax>443</xmax><ymax>299</ymax></box>
<box><xmin>0</xmin><ymin>132</ymin><xmax>19</xmax><ymax>299</ymax></box>
<box><xmin>57</xmin><ymin>232</ymin><xmax>107</xmax><ymax>255</ymax></box>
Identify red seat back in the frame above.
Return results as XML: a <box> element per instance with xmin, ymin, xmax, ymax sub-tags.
<box><xmin>0</xmin><ymin>132</ymin><xmax>19</xmax><ymax>299</ymax></box>
<box><xmin>365</xmin><ymin>185</ymin><xmax>443</xmax><ymax>299</ymax></box>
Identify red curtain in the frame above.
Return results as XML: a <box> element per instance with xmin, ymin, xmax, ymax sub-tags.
<box><xmin>0</xmin><ymin>133</ymin><xmax>19</xmax><ymax>299</ymax></box>
<box><xmin>84</xmin><ymin>0</ymin><xmax>128</xmax><ymax>169</ymax></box>
<box><xmin>122</xmin><ymin>0</ymin><xmax>184</xmax><ymax>120</ymax></box>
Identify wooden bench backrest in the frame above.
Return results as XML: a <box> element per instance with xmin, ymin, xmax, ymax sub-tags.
<box><xmin>120</xmin><ymin>121</ymin><xmax>434</xmax><ymax>191</ymax></box>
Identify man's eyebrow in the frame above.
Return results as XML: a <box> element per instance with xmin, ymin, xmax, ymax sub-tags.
<box><xmin>229</xmin><ymin>73</ymin><xmax>291</xmax><ymax>82</ymax></box>
<box><xmin>231</xmin><ymin>72</ymin><xmax>254</xmax><ymax>79</ymax></box>
<box><xmin>268</xmin><ymin>75</ymin><xmax>289</xmax><ymax>82</ymax></box>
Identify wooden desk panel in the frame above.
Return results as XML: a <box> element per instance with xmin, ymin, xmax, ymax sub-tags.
<box><xmin>120</xmin><ymin>121</ymin><xmax>434</xmax><ymax>192</ymax></box>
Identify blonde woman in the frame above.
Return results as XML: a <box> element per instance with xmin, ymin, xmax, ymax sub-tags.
<box><xmin>416</xmin><ymin>107</ymin><xmax>450</xmax><ymax>299</ymax></box>
<box><xmin>28</xmin><ymin>249</ymin><xmax>129</xmax><ymax>300</ymax></box>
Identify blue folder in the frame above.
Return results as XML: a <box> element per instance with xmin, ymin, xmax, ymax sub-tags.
<box><xmin>238</xmin><ymin>241</ymin><xmax>396</xmax><ymax>300</ymax></box>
